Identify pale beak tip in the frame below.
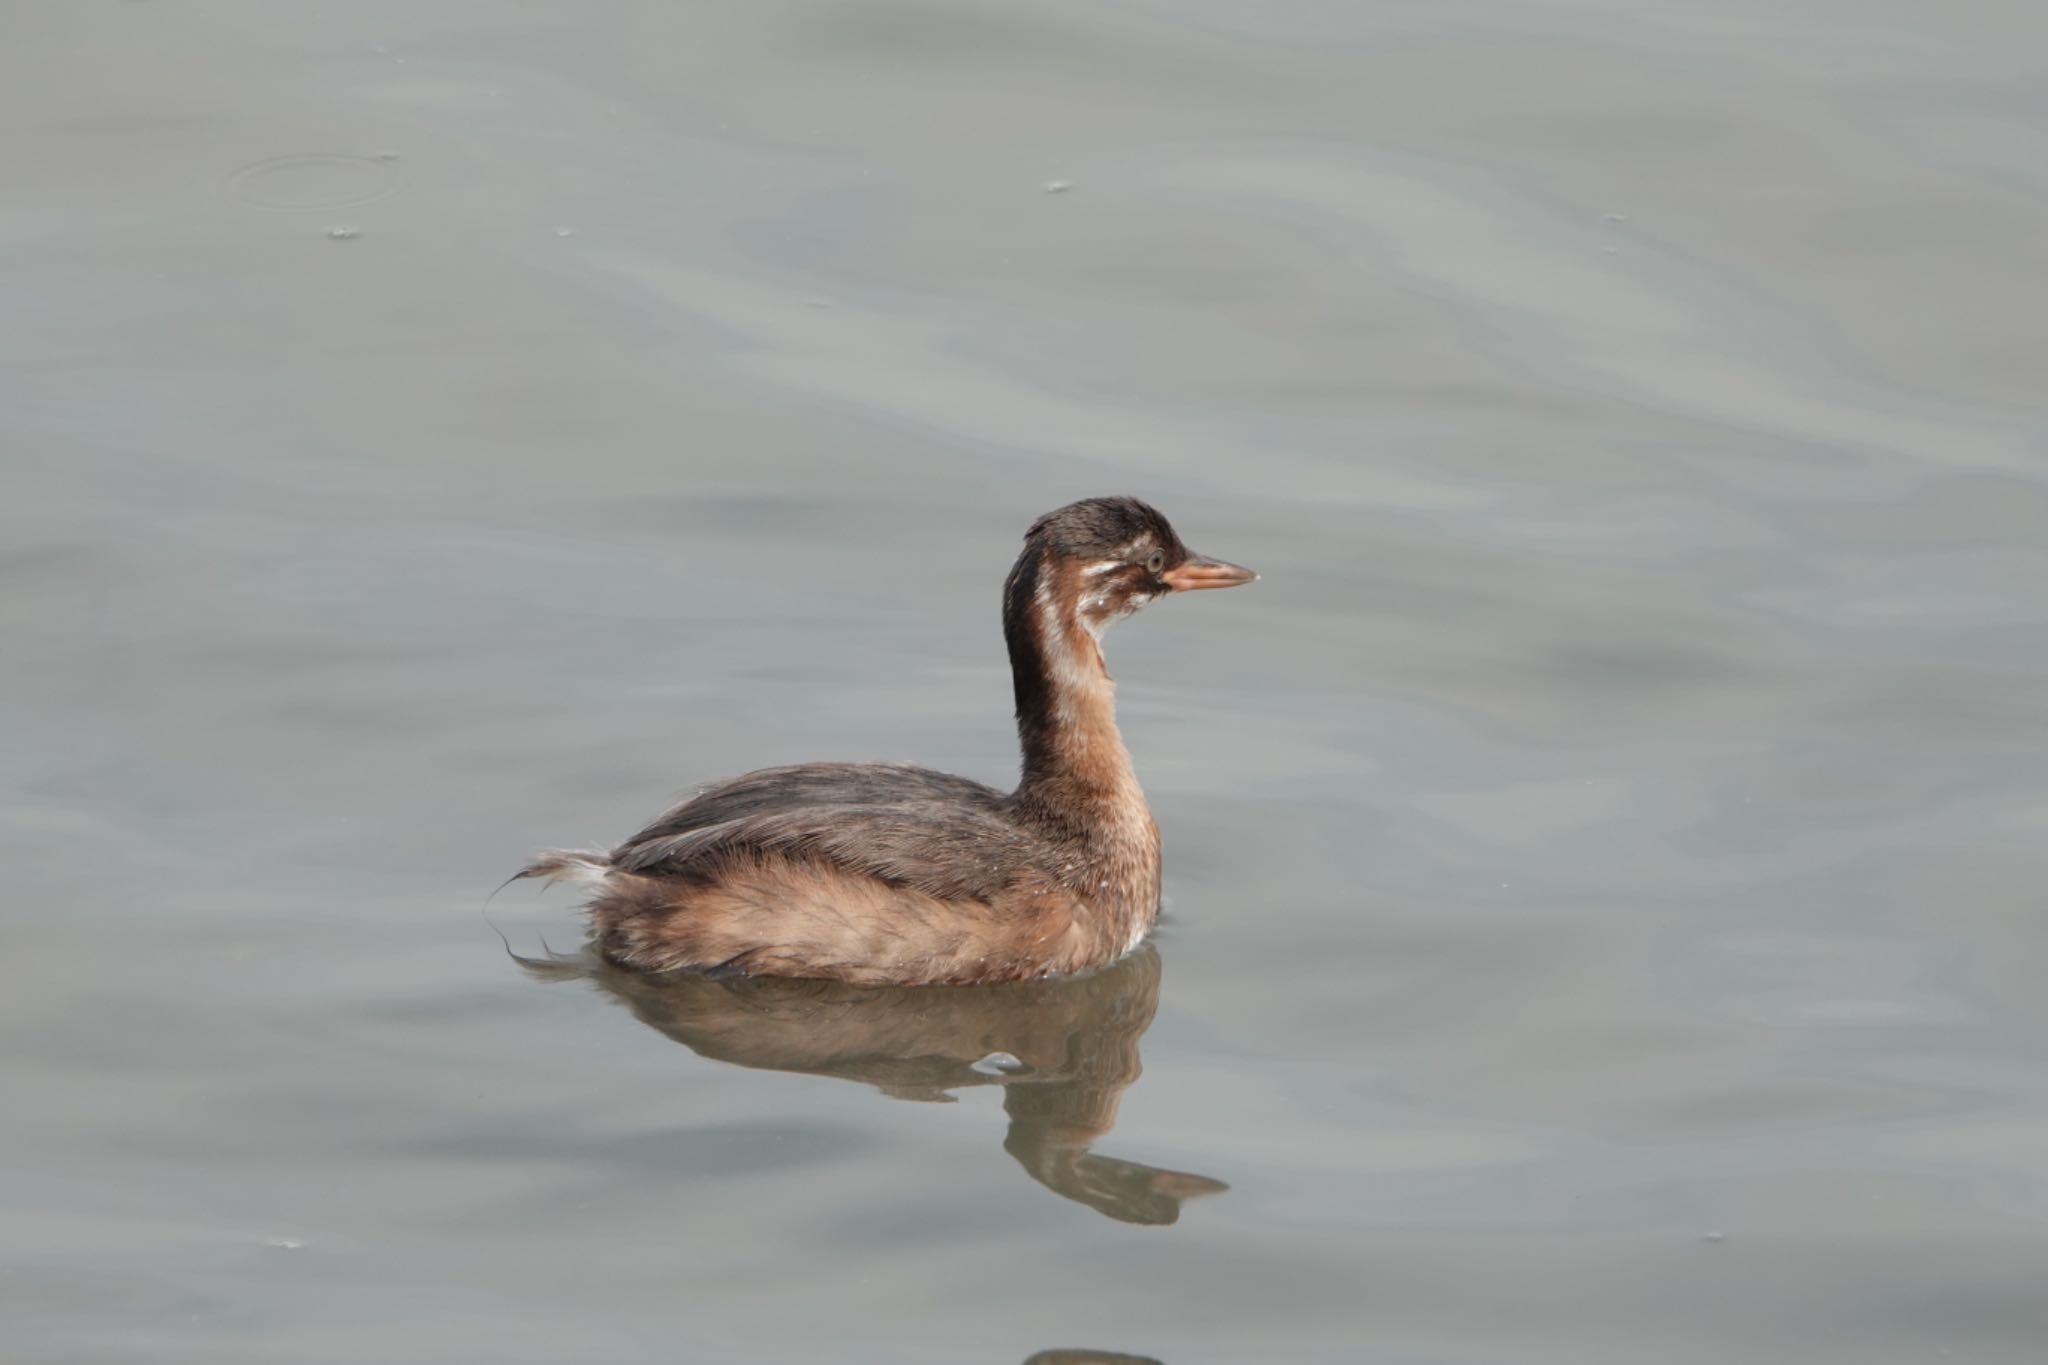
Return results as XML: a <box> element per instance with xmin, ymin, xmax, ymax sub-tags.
<box><xmin>1162</xmin><ymin>555</ymin><xmax>1258</xmax><ymax>592</ymax></box>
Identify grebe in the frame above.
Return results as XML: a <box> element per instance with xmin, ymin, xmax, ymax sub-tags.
<box><xmin>514</xmin><ymin>496</ymin><xmax>1255</xmax><ymax>986</ymax></box>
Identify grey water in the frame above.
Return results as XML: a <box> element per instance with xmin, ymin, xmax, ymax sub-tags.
<box><xmin>5</xmin><ymin>2</ymin><xmax>2048</xmax><ymax>1361</ymax></box>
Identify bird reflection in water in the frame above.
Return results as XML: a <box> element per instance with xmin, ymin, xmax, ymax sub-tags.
<box><xmin>519</xmin><ymin>942</ymin><xmax>1225</xmax><ymax>1225</ymax></box>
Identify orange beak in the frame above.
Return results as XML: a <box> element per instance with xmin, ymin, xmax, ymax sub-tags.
<box><xmin>1161</xmin><ymin>552</ymin><xmax>1258</xmax><ymax>592</ymax></box>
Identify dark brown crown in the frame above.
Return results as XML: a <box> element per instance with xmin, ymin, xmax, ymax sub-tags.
<box><xmin>1023</xmin><ymin>497</ymin><xmax>1187</xmax><ymax>563</ymax></box>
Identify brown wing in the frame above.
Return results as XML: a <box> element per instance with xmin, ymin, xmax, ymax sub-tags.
<box><xmin>618</xmin><ymin>763</ymin><xmax>1007</xmax><ymax>849</ymax></box>
<box><xmin>611</xmin><ymin>800</ymin><xmax>1060</xmax><ymax>903</ymax></box>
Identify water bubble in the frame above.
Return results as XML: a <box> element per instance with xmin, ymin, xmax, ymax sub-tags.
<box><xmin>264</xmin><ymin>1236</ymin><xmax>306</xmax><ymax>1251</ymax></box>
<box><xmin>1603</xmin><ymin>212</ymin><xmax>1627</xmax><ymax>223</ymax></box>
<box><xmin>970</xmin><ymin>1051</ymin><xmax>1025</xmax><ymax>1076</ymax></box>
<box><xmin>1701</xmin><ymin>1230</ymin><xmax>1727</xmax><ymax>1243</ymax></box>
<box><xmin>1043</xmin><ymin>179</ymin><xmax>1073</xmax><ymax>194</ymax></box>
<box><xmin>326</xmin><ymin>225</ymin><xmax>360</xmax><ymax>240</ymax></box>
<box><xmin>554</xmin><ymin>226</ymin><xmax>575</xmax><ymax>238</ymax></box>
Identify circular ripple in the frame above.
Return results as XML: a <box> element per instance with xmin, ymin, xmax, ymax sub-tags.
<box><xmin>226</xmin><ymin>154</ymin><xmax>400</xmax><ymax>212</ymax></box>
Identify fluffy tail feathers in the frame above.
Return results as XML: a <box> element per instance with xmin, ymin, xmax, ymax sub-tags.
<box><xmin>510</xmin><ymin>848</ymin><xmax>613</xmax><ymax>887</ymax></box>
<box><xmin>501</xmin><ymin>847</ymin><xmax>671</xmax><ymax>969</ymax></box>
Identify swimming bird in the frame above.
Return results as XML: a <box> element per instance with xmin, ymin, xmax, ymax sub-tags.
<box><xmin>514</xmin><ymin>496</ymin><xmax>1254</xmax><ymax>985</ymax></box>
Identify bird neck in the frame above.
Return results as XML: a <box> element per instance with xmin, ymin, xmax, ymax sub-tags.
<box><xmin>1001</xmin><ymin>548</ymin><xmax>1151</xmax><ymax>834</ymax></box>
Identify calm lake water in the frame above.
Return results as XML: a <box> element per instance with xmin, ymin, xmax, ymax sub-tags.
<box><xmin>6</xmin><ymin>2</ymin><xmax>2048</xmax><ymax>1361</ymax></box>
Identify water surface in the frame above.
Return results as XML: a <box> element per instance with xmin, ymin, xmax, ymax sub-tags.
<box><xmin>5</xmin><ymin>2</ymin><xmax>2048</xmax><ymax>1361</ymax></box>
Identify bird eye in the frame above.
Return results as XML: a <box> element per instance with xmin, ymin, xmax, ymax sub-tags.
<box><xmin>1146</xmin><ymin>550</ymin><xmax>1166</xmax><ymax>573</ymax></box>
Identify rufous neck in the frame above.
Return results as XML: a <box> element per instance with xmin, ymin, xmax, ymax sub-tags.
<box><xmin>1002</xmin><ymin>546</ymin><xmax>1139</xmax><ymax>804</ymax></box>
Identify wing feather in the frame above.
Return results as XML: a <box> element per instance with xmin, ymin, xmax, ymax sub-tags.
<box><xmin>612</xmin><ymin>801</ymin><xmax>1054</xmax><ymax>903</ymax></box>
<box><xmin>621</xmin><ymin>763</ymin><xmax>1006</xmax><ymax>844</ymax></box>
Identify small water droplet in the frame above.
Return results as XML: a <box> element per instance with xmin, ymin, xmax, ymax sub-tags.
<box><xmin>1701</xmin><ymin>1230</ymin><xmax>1726</xmax><ymax>1243</ymax></box>
<box><xmin>326</xmin><ymin>225</ymin><xmax>360</xmax><ymax>240</ymax></box>
<box><xmin>1604</xmin><ymin>212</ymin><xmax>1626</xmax><ymax>223</ymax></box>
<box><xmin>264</xmin><ymin>1236</ymin><xmax>306</xmax><ymax>1251</ymax></box>
<box><xmin>554</xmin><ymin>226</ymin><xmax>575</xmax><ymax>238</ymax></box>
<box><xmin>970</xmin><ymin>1051</ymin><xmax>1025</xmax><ymax>1076</ymax></box>
<box><xmin>1600</xmin><ymin>245</ymin><xmax>1619</xmax><ymax>255</ymax></box>
<box><xmin>1043</xmin><ymin>179</ymin><xmax>1072</xmax><ymax>194</ymax></box>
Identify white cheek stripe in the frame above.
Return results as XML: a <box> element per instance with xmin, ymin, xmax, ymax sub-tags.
<box><xmin>1035</xmin><ymin>572</ymin><xmax>1111</xmax><ymax>690</ymax></box>
<box><xmin>1081</xmin><ymin>561</ymin><xmax>1124</xmax><ymax>578</ymax></box>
